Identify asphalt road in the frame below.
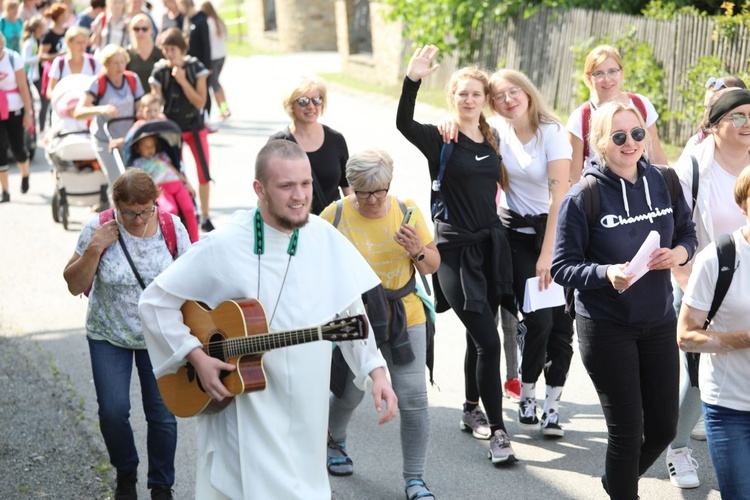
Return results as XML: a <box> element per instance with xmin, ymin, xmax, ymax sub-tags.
<box><xmin>0</xmin><ymin>52</ymin><xmax>721</xmax><ymax>499</ymax></box>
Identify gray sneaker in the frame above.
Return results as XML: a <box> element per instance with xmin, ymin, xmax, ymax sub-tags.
<box><xmin>459</xmin><ymin>406</ymin><xmax>491</xmax><ymax>439</ymax></box>
<box><xmin>488</xmin><ymin>429</ymin><xmax>518</xmax><ymax>464</ymax></box>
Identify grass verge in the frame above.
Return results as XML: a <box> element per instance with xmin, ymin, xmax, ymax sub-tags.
<box><xmin>320</xmin><ymin>72</ymin><xmax>449</xmax><ymax>111</ymax></box>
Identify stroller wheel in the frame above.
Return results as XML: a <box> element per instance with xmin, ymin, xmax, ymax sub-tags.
<box><xmin>52</xmin><ymin>191</ymin><xmax>60</xmax><ymax>223</ymax></box>
<box><xmin>59</xmin><ymin>188</ymin><xmax>69</xmax><ymax>230</ymax></box>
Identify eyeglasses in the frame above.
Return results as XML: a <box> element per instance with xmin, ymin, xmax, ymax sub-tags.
<box><xmin>118</xmin><ymin>205</ymin><xmax>157</xmax><ymax>221</ymax></box>
<box><xmin>354</xmin><ymin>186</ymin><xmax>389</xmax><ymax>199</ymax></box>
<box><xmin>611</xmin><ymin>127</ymin><xmax>646</xmax><ymax>146</ymax></box>
<box><xmin>590</xmin><ymin>68</ymin><xmax>622</xmax><ymax>81</ymax></box>
<box><xmin>132</xmin><ymin>26</ymin><xmax>150</xmax><ymax>32</ymax></box>
<box><xmin>705</xmin><ymin>77</ymin><xmax>726</xmax><ymax>91</ymax></box>
<box><xmin>295</xmin><ymin>96</ymin><xmax>323</xmax><ymax>107</ymax></box>
<box><xmin>493</xmin><ymin>87</ymin><xmax>522</xmax><ymax>102</ymax></box>
<box><xmin>726</xmin><ymin>112</ymin><xmax>750</xmax><ymax>128</ymax></box>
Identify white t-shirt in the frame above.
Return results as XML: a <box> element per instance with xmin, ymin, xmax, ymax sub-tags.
<box><xmin>683</xmin><ymin>229</ymin><xmax>750</xmax><ymax>411</ymax></box>
<box><xmin>0</xmin><ymin>49</ymin><xmax>25</xmax><ymax>111</ymax></box>
<box><xmin>207</xmin><ymin>17</ymin><xmax>227</xmax><ymax>60</ymax></box>
<box><xmin>490</xmin><ymin>117</ymin><xmax>571</xmax><ymax>225</ymax></box>
<box><xmin>709</xmin><ymin>161</ymin><xmax>747</xmax><ymax>238</ymax></box>
<box><xmin>49</xmin><ymin>54</ymin><xmax>101</xmax><ymax>81</ymax></box>
<box><xmin>566</xmin><ymin>93</ymin><xmax>658</xmax><ymax>169</ymax></box>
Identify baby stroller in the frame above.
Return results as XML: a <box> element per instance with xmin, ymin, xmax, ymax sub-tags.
<box><xmin>118</xmin><ymin>119</ymin><xmax>199</xmax><ymax>228</ymax></box>
<box><xmin>45</xmin><ymin>75</ymin><xmax>109</xmax><ymax>230</ymax></box>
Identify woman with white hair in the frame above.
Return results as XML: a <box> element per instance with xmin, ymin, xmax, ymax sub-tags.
<box><xmin>321</xmin><ymin>149</ymin><xmax>439</xmax><ymax>500</ymax></box>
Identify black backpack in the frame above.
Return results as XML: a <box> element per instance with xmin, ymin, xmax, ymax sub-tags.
<box><xmin>154</xmin><ymin>57</ymin><xmax>204</xmax><ymax>131</ymax></box>
<box><xmin>564</xmin><ymin>165</ymin><xmax>681</xmax><ymax>318</ymax></box>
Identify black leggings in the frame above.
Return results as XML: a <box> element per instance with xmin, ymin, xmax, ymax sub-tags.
<box><xmin>577</xmin><ymin>315</ymin><xmax>679</xmax><ymax>500</ymax></box>
<box><xmin>437</xmin><ymin>244</ymin><xmax>505</xmax><ymax>430</ymax></box>
<box><xmin>509</xmin><ymin>230</ymin><xmax>574</xmax><ymax>387</ymax></box>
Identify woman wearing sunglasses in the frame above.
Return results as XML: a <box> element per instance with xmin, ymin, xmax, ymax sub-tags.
<box><xmin>552</xmin><ymin>101</ymin><xmax>697</xmax><ymax>499</ymax></box>
<box><xmin>567</xmin><ymin>45</ymin><xmax>668</xmax><ymax>183</ymax></box>
<box><xmin>268</xmin><ymin>76</ymin><xmax>352</xmax><ymax>215</ymax></box>
<box><xmin>665</xmin><ymin>87</ymin><xmax>750</xmax><ymax>489</ymax></box>
<box><xmin>63</xmin><ymin>168</ymin><xmax>191</xmax><ymax>499</ymax></box>
<box><xmin>126</xmin><ymin>14</ymin><xmax>161</xmax><ymax>94</ymax></box>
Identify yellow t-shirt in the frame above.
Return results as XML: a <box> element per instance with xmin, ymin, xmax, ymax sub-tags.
<box><xmin>320</xmin><ymin>196</ymin><xmax>433</xmax><ymax>327</ymax></box>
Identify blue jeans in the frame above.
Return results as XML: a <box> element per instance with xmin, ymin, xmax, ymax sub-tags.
<box><xmin>704</xmin><ymin>402</ymin><xmax>750</xmax><ymax>497</ymax></box>
<box><xmin>88</xmin><ymin>338</ymin><xmax>176</xmax><ymax>488</ymax></box>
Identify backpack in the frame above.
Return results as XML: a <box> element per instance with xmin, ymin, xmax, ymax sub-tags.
<box><xmin>83</xmin><ymin>208</ymin><xmax>178</xmax><ymax>296</ymax></box>
<box><xmin>155</xmin><ymin>57</ymin><xmax>204</xmax><ymax>131</ymax></box>
<box><xmin>57</xmin><ymin>53</ymin><xmax>97</xmax><ymax>77</ymax></box>
<box><xmin>581</xmin><ymin>93</ymin><xmax>647</xmax><ymax>168</ymax></box>
<box><xmin>95</xmin><ymin>70</ymin><xmax>137</xmax><ymax>104</ymax></box>
<box><xmin>431</xmin><ymin>142</ymin><xmax>454</xmax><ymax>221</ymax></box>
<box><xmin>563</xmin><ymin>164</ymin><xmax>681</xmax><ymax>318</ymax></box>
<box><xmin>686</xmin><ymin>233</ymin><xmax>737</xmax><ymax>387</ymax></box>
<box><xmin>332</xmin><ymin>198</ymin><xmax>432</xmax><ymax>295</ymax></box>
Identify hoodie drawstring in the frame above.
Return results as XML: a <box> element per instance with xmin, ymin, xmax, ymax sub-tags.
<box><xmin>619</xmin><ymin>178</ymin><xmax>630</xmax><ymax>217</ymax></box>
<box><xmin>643</xmin><ymin>176</ymin><xmax>653</xmax><ymax>211</ymax></box>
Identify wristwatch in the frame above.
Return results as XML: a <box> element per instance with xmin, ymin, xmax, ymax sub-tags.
<box><xmin>411</xmin><ymin>247</ymin><xmax>426</xmax><ymax>262</ymax></box>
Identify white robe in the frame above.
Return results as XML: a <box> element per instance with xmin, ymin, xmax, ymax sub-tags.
<box><xmin>139</xmin><ymin>209</ymin><xmax>384</xmax><ymax>499</ymax></box>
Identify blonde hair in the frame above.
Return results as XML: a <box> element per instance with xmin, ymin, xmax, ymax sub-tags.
<box><xmin>735</xmin><ymin>165</ymin><xmax>750</xmax><ymax>211</ymax></box>
<box><xmin>65</xmin><ymin>26</ymin><xmax>90</xmax><ymax>45</ymax></box>
<box><xmin>129</xmin><ymin>13</ymin><xmax>153</xmax><ymax>31</ymax></box>
<box><xmin>4</xmin><ymin>0</ymin><xmax>19</xmax><ymax>14</ymax></box>
<box><xmin>282</xmin><ymin>76</ymin><xmax>327</xmax><ymax>120</ymax></box>
<box><xmin>345</xmin><ymin>149</ymin><xmax>394</xmax><ymax>192</ymax></box>
<box><xmin>583</xmin><ymin>45</ymin><xmax>623</xmax><ymax>92</ymax></box>
<box><xmin>100</xmin><ymin>44</ymin><xmax>130</xmax><ymax>67</ymax></box>
<box><xmin>489</xmin><ymin>69</ymin><xmax>562</xmax><ymax>135</ymax></box>
<box><xmin>447</xmin><ymin>67</ymin><xmax>508</xmax><ymax>189</ymax></box>
<box><xmin>589</xmin><ymin>101</ymin><xmax>651</xmax><ymax>164</ymax></box>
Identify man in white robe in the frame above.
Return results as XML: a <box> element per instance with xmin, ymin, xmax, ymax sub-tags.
<box><xmin>139</xmin><ymin>140</ymin><xmax>398</xmax><ymax>499</ymax></box>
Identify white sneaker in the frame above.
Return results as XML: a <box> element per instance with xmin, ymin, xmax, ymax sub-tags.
<box><xmin>691</xmin><ymin>418</ymin><xmax>707</xmax><ymax>441</ymax></box>
<box><xmin>666</xmin><ymin>446</ymin><xmax>700</xmax><ymax>488</ymax></box>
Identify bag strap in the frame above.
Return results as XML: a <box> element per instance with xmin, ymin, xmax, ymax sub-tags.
<box><xmin>705</xmin><ymin>233</ymin><xmax>736</xmax><ymax>329</ymax></box>
<box><xmin>580</xmin><ymin>174</ymin><xmax>599</xmax><ymax>237</ymax></box>
<box><xmin>117</xmin><ymin>231</ymin><xmax>147</xmax><ymax>289</ymax></box>
<box><xmin>156</xmin><ymin>209</ymin><xmax>178</xmax><ymax>259</ymax></box>
<box><xmin>58</xmin><ymin>55</ymin><xmax>65</xmax><ymax>74</ymax></box>
<box><xmin>431</xmin><ymin>142</ymin><xmax>454</xmax><ymax>220</ymax></box>
<box><xmin>690</xmin><ymin>155</ymin><xmax>699</xmax><ymax>218</ymax></box>
<box><xmin>654</xmin><ymin>164</ymin><xmax>680</xmax><ymax>247</ymax></box>
<box><xmin>581</xmin><ymin>101</ymin><xmax>592</xmax><ymax>166</ymax></box>
<box><xmin>626</xmin><ymin>93</ymin><xmax>648</xmax><ymax>122</ymax></box>
<box><xmin>332</xmin><ymin>199</ymin><xmax>343</xmax><ymax>228</ymax></box>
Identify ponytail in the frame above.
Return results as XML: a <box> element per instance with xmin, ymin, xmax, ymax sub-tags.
<box><xmin>478</xmin><ymin>113</ymin><xmax>508</xmax><ymax>190</ymax></box>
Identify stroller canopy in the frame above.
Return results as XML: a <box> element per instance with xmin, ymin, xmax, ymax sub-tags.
<box><xmin>122</xmin><ymin>119</ymin><xmax>184</xmax><ymax>169</ymax></box>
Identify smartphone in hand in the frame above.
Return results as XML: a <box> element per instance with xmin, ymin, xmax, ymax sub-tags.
<box><xmin>401</xmin><ymin>207</ymin><xmax>415</xmax><ymax>227</ymax></box>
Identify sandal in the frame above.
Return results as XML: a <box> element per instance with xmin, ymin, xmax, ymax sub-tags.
<box><xmin>405</xmin><ymin>478</ymin><xmax>435</xmax><ymax>500</ymax></box>
<box><xmin>326</xmin><ymin>436</ymin><xmax>353</xmax><ymax>476</ymax></box>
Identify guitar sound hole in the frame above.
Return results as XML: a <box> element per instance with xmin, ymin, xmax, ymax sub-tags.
<box><xmin>207</xmin><ymin>332</ymin><xmax>227</xmax><ymax>361</ymax></box>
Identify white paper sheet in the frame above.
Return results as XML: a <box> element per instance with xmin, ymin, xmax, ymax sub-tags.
<box><xmin>621</xmin><ymin>230</ymin><xmax>661</xmax><ymax>289</ymax></box>
<box><xmin>523</xmin><ymin>277</ymin><xmax>566</xmax><ymax>313</ymax></box>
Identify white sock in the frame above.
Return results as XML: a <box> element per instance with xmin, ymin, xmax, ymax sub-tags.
<box><xmin>543</xmin><ymin>385</ymin><xmax>564</xmax><ymax>415</ymax></box>
<box><xmin>520</xmin><ymin>382</ymin><xmax>536</xmax><ymax>403</ymax></box>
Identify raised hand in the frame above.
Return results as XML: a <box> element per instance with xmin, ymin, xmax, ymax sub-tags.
<box><xmin>406</xmin><ymin>45</ymin><xmax>441</xmax><ymax>83</ymax></box>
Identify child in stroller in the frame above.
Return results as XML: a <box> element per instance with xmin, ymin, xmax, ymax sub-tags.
<box><xmin>126</xmin><ymin>97</ymin><xmax>200</xmax><ymax>242</ymax></box>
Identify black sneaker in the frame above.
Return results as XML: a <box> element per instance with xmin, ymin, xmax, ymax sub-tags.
<box><xmin>151</xmin><ymin>485</ymin><xmax>174</xmax><ymax>500</ymax></box>
<box><xmin>115</xmin><ymin>469</ymin><xmax>137</xmax><ymax>500</ymax></box>
<box><xmin>201</xmin><ymin>217</ymin><xmax>215</xmax><ymax>232</ymax></box>
<box><xmin>20</xmin><ymin>176</ymin><xmax>29</xmax><ymax>193</ymax></box>
<box><xmin>1</xmin><ymin>191</ymin><xmax>9</xmax><ymax>203</ymax></box>
<box><xmin>541</xmin><ymin>411</ymin><xmax>564</xmax><ymax>438</ymax></box>
<box><xmin>518</xmin><ymin>399</ymin><xmax>540</xmax><ymax>430</ymax></box>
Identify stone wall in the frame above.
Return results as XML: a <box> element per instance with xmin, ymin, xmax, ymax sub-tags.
<box><xmin>246</xmin><ymin>0</ymin><xmax>338</xmax><ymax>52</ymax></box>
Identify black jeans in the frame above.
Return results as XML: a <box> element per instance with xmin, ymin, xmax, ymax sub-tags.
<box><xmin>437</xmin><ymin>243</ymin><xmax>505</xmax><ymax>430</ymax></box>
<box><xmin>577</xmin><ymin>315</ymin><xmax>678</xmax><ymax>500</ymax></box>
<box><xmin>509</xmin><ymin>231</ymin><xmax>574</xmax><ymax>387</ymax></box>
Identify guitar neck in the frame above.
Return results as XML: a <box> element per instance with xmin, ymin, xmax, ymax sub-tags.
<box><xmin>203</xmin><ymin>316</ymin><xmax>367</xmax><ymax>360</ymax></box>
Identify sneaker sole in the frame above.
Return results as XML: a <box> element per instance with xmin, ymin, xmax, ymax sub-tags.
<box><xmin>459</xmin><ymin>420</ymin><xmax>491</xmax><ymax>440</ymax></box>
<box><xmin>669</xmin><ymin>477</ymin><xmax>700</xmax><ymax>489</ymax></box>
<box><xmin>542</xmin><ymin>427</ymin><xmax>565</xmax><ymax>438</ymax></box>
<box><xmin>690</xmin><ymin>432</ymin><xmax>707</xmax><ymax>441</ymax></box>
<box><xmin>517</xmin><ymin>421</ymin><xmax>541</xmax><ymax>431</ymax></box>
<box><xmin>488</xmin><ymin>450</ymin><xmax>518</xmax><ymax>464</ymax></box>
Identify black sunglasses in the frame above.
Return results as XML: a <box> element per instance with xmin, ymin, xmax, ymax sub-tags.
<box><xmin>132</xmin><ymin>26</ymin><xmax>150</xmax><ymax>32</ymax></box>
<box><xmin>611</xmin><ymin>127</ymin><xmax>646</xmax><ymax>146</ymax></box>
<box><xmin>296</xmin><ymin>96</ymin><xmax>323</xmax><ymax>107</ymax></box>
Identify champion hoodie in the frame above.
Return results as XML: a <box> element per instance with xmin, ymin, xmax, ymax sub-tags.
<box><xmin>551</xmin><ymin>157</ymin><xmax>697</xmax><ymax>326</ymax></box>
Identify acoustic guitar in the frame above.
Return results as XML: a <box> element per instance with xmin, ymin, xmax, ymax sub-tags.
<box><xmin>157</xmin><ymin>298</ymin><xmax>368</xmax><ymax>417</ymax></box>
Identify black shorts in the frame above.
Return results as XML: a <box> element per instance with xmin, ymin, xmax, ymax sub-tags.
<box><xmin>0</xmin><ymin>110</ymin><xmax>28</xmax><ymax>171</ymax></box>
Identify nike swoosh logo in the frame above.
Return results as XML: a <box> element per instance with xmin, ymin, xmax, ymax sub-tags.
<box><xmin>475</xmin><ymin>155</ymin><xmax>489</xmax><ymax>161</ymax></box>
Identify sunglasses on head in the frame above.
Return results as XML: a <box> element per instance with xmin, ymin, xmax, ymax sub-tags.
<box><xmin>705</xmin><ymin>77</ymin><xmax>727</xmax><ymax>91</ymax></box>
<box><xmin>295</xmin><ymin>96</ymin><xmax>323</xmax><ymax>107</ymax></box>
<box><xmin>611</xmin><ymin>127</ymin><xmax>646</xmax><ymax>146</ymax></box>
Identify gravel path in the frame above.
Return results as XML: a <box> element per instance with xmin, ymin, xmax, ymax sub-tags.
<box><xmin>0</xmin><ymin>336</ymin><xmax>111</xmax><ymax>499</ymax></box>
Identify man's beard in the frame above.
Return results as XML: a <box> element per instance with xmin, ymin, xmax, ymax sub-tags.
<box><xmin>275</xmin><ymin>212</ymin><xmax>309</xmax><ymax>231</ymax></box>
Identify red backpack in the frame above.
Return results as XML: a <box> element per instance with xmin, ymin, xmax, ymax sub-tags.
<box><xmin>95</xmin><ymin>70</ymin><xmax>138</xmax><ymax>103</ymax></box>
<box><xmin>83</xmin><ymin>208</ymin><xmax>178</xmax><ymax>296</ymax></box>
<box><xmin>580</xmin><ymin>92</ymin><xmax>648</xmax><ymax>169</ymax></box>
